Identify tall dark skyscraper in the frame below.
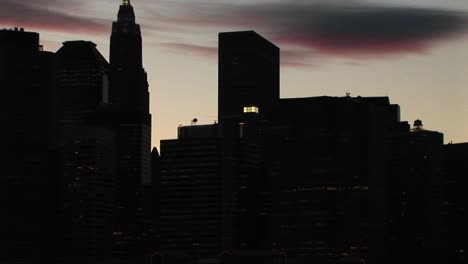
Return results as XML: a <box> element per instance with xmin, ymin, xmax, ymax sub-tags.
<box><xmin>218</xmin><ymin>31</ymin><xmax>280</xmax><ymax>125</ymax></box>
<box><xmin>110</xmin><ymin>0</ymin><xmax>149</xmax><ymax>114</ymax></box>
<box><xmin>217</xmin><ymin>31</ymin><xmax>276</xmax><ymax>252</ymax></box>
<box><xmin>0</xmin><ymin>28</ymin><xmax>56</xmax><ymax>264</ymax></box>
<box><xmin>54</xmin><ymin>41</ymin><xmax>117</xmax><ymax>263</ymax></box>
<box><xmin>109</xmin><ymin>0</ymin><xmax>152</xmax><ymax>259</ymax></box>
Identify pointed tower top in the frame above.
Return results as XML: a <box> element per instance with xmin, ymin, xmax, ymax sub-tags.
<box><xmin>122</xmin><ymin>0</ymin><xmax>131</xmax><ymax>6</ymax></box>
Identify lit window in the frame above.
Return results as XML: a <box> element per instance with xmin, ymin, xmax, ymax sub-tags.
<box><xmin>243</xmin><ymin>106</ymin><xmax>259</xmax><ymax>113</ymax></box>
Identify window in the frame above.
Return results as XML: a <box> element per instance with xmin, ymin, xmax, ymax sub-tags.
<box><xmin>243</xmin><ymin>106</ymin><xmax>259</xmax><ymax>114</ymax></box>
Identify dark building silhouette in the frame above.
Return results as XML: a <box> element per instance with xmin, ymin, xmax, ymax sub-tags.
<box><xmin>159</xmin><ymin>125</ymin><xmax>223</xmax><ymax>256</ymax></box>
<box><xmin>2</xmin><ymin>18</ymin><xmax>462</xmax><ymax>264</ymax></box>
<box><xmin>158</xmin><ymin>124</ymin><xmax>264</xmax><ymax>257</ymax></box>
<box><xmin>386</xmin><ymin>120</ymin><xmax>447</xmax><ymax>263</ymax></box>
<box><xmin>217</xmin><ymin>31</ymin><xmax>275</xmax><ymax>253</ymax></box>
<box><xmin>444</xmin><ymin>143</ymin><xmax>468</xmax><ymax>263</ymax></box>
<box><xmin>55</xmin><ymin>41</ymin><xmax>110</xmax><ymax>123</ymax></box>
<box><xmin>0</xmin><ymin>28</ymin><xmax>56</xmax><ymax>264</ymax></box>
<box><xmin>54</xmin><ymin>41</ymin><xmax>117</xmax><ymax>263</ymax></box>
<box><xmin>218</xmin><ymin>30</ymin><xmax>279</xmax><ymax>124</ymax></box>
<box><xmin>215</xmin><ymin>31</ymin><xmax>451</xmax><ymax>263</ymax></box>
<box><xmin>109</xmin><ymin>0</ymin><xmax>153</xmax><ymax>259</ymax></box>
<box><xmin>266</xmin><ymin>96</ymin><xmax>403</xmax><ymax>263</ymax></box>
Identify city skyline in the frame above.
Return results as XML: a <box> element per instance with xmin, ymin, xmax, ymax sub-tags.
<box><xmin>2</xmin><ymin>0</ymin><xmax>468</xmax><ymax>148</ymax></box>
<box><xmin>2</xmin><ymin>2</ymin><xmax>467</xmax><ymax>262</ymax></box>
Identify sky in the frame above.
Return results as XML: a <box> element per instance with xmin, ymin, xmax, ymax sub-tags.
<box><xmin>2</xmin><ymin>0</ymin><xmax>468</xmax><ymax>148</ymax></box>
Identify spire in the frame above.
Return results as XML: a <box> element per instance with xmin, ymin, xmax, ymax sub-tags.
<box><xmin>117</xmin><ymin>0</ymin><xmax>135</xmax><ymax>23</ymax></box>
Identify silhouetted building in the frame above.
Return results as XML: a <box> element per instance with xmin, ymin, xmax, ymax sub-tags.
<box><xmin>159</xmin><ymin>125</ymin><xmax>223</xmax><ymax>256</ymax></box>
<box><xmin>266</xmin><ymin>96</ymin><xmax>403</xmax><ymax>263</ymax></box>
<box><xmin>217</xmin><ymin>31</ymin><xmax>275</xmax><ymax>253</ymax></box>
<box><xmin>53</xmin><ymin>40</ymin><xmax>117</xmax><ymax>263</ymax></box>
<box><xmin>0</xmin><ymin>28</ymin><xmax>56</xmax><ymax>264</ymax></box>
<box><xmin>444</xmin><ymin>143</ymin><xmax>468</xmax><ymax>263</ymax></box>
<box><xmin>55</xmin><ymin>41</ymin><xmax>110</xmax><ymax>123</ymax></box>
<box><xmin>218</xmin><ymin>30</ymin><xmax>279</xmax><ymax>124</ymax></box>
<box><xmin>386</xmin><ymin>120</ymin><xmax>447</xmax><ymax>263</ymax></box>
<box><xmin>159</xmin><ymin>124</ymin><xmax>263</xmax><ymax>257</ymax></box>
<box><xmin>109</xmin><ymin>0</ymin><xmax>152</xmax><ymax>259</ymax></box>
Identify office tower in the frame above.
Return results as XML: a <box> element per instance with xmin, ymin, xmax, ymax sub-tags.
<box><xmin>159</xmin><ymin>124</ymin><xmax>263</xmax><ymax>257</ymax></box>
<box><xmin>218</xmin><ymin>30</ymin><xmax>279</xmax><ymax>125</ymax></box>
<box><xmin>217</xmin><ymin>31</ymin><xmax>276</xmax><ymax>253</ymax></box>
<box><xmin>56</xmin><ymin>41</ymin><xmax>110</xmax><ymax>124</ymax></box>
<box><xmin>266</xmin><ymin>96</ymin><xmax>402</xmax><ymax>263</ymax></box>
<box><xmin>0</xmin><ymin>28</ymin><xmax>56</xmax><ymax>264</ymax></box>
<box><xmin>109</xmin><ymin>0</ymin><xmax>152</xmax><ymax>258</ymax></box>
<box><xmin>445</xmin><ymin>143</ymin><xmax>468</xmax><ymax>263</ymax></box>
<box><xmin>159</xmin><ymin>125</ymin><xmax>223</xmax><ymax>256</ymax></box>
<box><xmin>386</xmin><ymin>120</ymin><xmax>447</xmax><ymax>263</ymax></box>
<box><xmin>55</xmin><ymin>40</ymin><xmax>116</xmax><ymax>263</ymax></box>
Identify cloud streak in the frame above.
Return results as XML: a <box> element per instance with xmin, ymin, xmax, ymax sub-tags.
<box><xmin>159</xmin><ymin>42</ymin><xmax>218</xmax><ymax>58</ymax></box>
<box><xmin>0</xmin><ymin>0</ymin><xmax>108</xmax><ymax>34</ymax></box>
<box><xmin>153</xmin><ymin>1</ymin><xmax>468</xmax><ymax>65</ymax></box>
<box><xmin>2</xmin><ymin>0</ymin><xmax>468</xmax><ymax>67</ymax></box>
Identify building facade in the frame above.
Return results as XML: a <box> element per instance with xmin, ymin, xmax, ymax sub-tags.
<box><xmin>109</xmin><ymin>0</ymin><xmax>153</xmax><ymax>258</ymax></box>
<box><xmin>159</xmin><ymin>124</ymin><xmax>264</xmax><ymax>257</ymax></box>
<box><xmin>444</xmin><ymin>143</ymin><xmax>468</xmax><ymax>263</ymax></box>
<box><xmin>0</xmin><ymin>28</ymin><xmax>56</xmax><ymax>264</ymax></box>
<box><xmin>54</xmin><ymin>40</ymin><xmax>117</xmax><ymax>263</ymax></box>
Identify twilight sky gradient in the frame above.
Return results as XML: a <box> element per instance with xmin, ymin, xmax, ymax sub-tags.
<box><xmin>2</xmin><ymin>0</ymin><xmax>468</xmax><ymax>148</ymax></box>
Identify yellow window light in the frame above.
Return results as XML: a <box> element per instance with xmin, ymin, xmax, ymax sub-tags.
<box><xmin>243</xmin><ymin>106</ymin><xmax>259</xmax><ymax>114</ymax></box>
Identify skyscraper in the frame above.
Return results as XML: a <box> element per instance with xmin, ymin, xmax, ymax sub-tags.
<box><xmin>0</xmin><ymin>28</ymin><xmax>56</xmax><ymax>264</ymax></box>
<box><xmin>266</xmin><ymin>96</ymin><xmax>402</xmax><ymax>262</ymax></box>
<box><xmin>158</xmin><ymin>124</ymin><xmax>263</xmax><ymax>257</ymax></box>
<box><xmin>54</xmin><ymin>40</ymin><xmax>116</xmax><ymax>263</ymax></box>
<box><xmin>218</xmin><ymin>30</ymin><xmax>280</xmax><ymax>125</ymax></box>
<box><xmin>386</xmin><ymin>120</ymin><xmax>447</xmax><ymax>263</ymax></box>
<box><xmin>217</xmin><ymin>31</ymin><xmax>277</xmax><ymax>251</ymax></box>
<box><xmin>109</xmin><ymin>0</ymin><xmax>152</xmax><ymax>259</ymax></box>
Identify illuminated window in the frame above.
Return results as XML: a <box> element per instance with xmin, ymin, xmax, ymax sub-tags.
<box><xmin>243</xmin><ymin>106</ymin><xmax>259</xmax><ymax>114</ymax></box>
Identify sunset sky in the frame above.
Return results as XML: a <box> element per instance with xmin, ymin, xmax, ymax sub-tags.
<box><xmin>2</xmin><ymin>0</ymin><xmax>468</xmax><ymax>148</ymax></box>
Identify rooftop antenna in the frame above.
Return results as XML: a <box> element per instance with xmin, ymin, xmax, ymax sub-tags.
<box><xmin>412</xmin><ymin>119</ymin><xmax>424</xmax><ymax>131</ymax></box>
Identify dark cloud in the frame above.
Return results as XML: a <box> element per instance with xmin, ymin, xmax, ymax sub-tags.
<box><xmin>153</xmin><ymin>1</ymin><xmax>468</xmax><ymax>65</ymax></box>
<box><xmin>267</xmin><ymin>4</ymin><xmax>468</xmax><ymax>56</ymax></box>
<box><xmin>158</xmin><ymin>41</ymin><xmax>317</xmax><ymax>68</ymax></box>
<box><xmin>0</xmin><ymin>0</ymin><xmax>108</xmax><ymax>34</ymax></box>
